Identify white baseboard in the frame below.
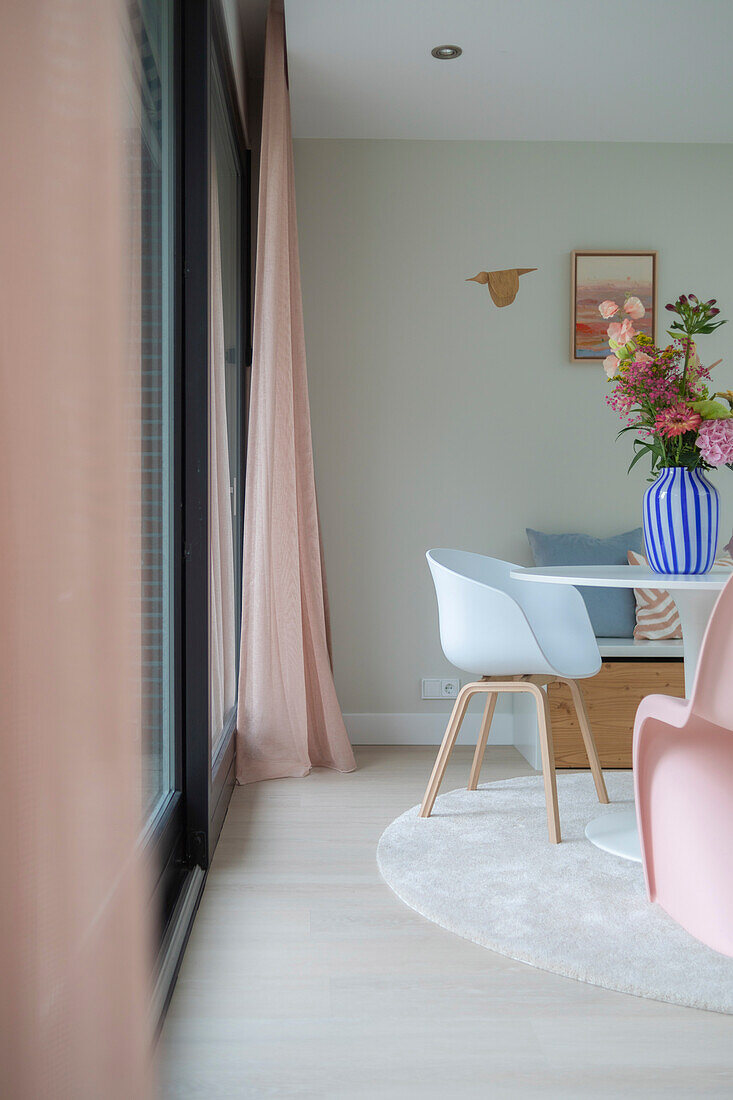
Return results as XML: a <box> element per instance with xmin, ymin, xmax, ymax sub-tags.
<box><xmin>345</xmin><ymin>706</ymin><xmax>515</xmax><ymax>746</ymax></box>
<box><xmin>345</xmin><ymin>696</ymin><xmax>541</xmax><ymax>770</ymax></box>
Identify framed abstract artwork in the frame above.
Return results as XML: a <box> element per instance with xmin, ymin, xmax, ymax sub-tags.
<box><xmin>571</xmin><ymin>250</ymin><xmax>657</xmax><ymax>362</ymax></box>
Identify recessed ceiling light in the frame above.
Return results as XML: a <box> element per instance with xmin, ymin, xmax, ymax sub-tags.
<box><xmin>431</xmin><ymin>45</ymin><xmax>462</xmax><ymax>60</ymax></box>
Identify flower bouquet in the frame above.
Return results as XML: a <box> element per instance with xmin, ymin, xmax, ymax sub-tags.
<box><xmin>601</xmin><ymin>292</ymin><xmax>730</xmax><ymax>573</ymax></box>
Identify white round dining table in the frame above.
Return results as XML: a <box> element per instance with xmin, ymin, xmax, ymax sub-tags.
<box><xmin>509</xmin><ymin>564</ymin><xmax>729</xmax><ymax>861</ymax></box>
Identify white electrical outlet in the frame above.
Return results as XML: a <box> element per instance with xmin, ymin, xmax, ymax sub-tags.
<box><xmin>421</xmin><ymin>678</ymin><xmax>461</xmax><ymax>700</ymax></box>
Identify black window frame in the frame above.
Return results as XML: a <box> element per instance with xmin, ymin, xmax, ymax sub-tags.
<box><xmin>181</xmin><ymin>0</ymin><xmax>251</xmax><ymax>873</ymax></box>
<box><xmin>141</xmin><ymin>0</ymin><xmax>187</xmax><ymax>942</ymax></box>
<box><xmin>144</xmin><ymin>0</ymin><xmax>251</xmax><ymax>1016</ymax></box>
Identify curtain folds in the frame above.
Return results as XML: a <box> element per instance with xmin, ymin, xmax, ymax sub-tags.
<box><xmin>236</xmin><ymin>1</ymin><xmax>355</xmax><ymax>782</ymax></box>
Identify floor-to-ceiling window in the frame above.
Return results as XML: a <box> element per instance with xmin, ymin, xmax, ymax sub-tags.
<box><xmin>125</xmin><ymin>0</ymin><xmax>249</xmax><ymax>1015</ymax></box>
<box><xmin>130</xmin><ymin>0</ymin><xmax>176</xmax><ymax>830</ymax></box>
<box><xmin>202</xmin><ymin>5</ymin><xmax>249</xmax><ymax>848</ymax></box>
<box><xmin>127</xmin><ymin>0</ymin><xmax>186</xmax><ymax>966</ymax></box>
<box><xmin>210</xmin><ymin>41</ymin><xmax>245</xmax><ymax>765</ymax></box>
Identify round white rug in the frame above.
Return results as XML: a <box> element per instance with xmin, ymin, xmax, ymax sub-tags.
<box><xmin>377</xmin><ymin>772</ymin><xmax>733</xmax><ymax>1013</ymax></box>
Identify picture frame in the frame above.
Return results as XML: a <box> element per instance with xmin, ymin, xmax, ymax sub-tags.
<box><xmin>571</xmin><ymin>250</ymin><xmax>657</xmax><ymax>362</ymax></box>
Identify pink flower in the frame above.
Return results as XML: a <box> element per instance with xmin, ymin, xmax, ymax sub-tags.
<box><xmin>603</xmin><ymin>354</ymin><xmax>620</xmax><ymax>378</ymax></box>
<box><xmin>607</xmin><ymin>318</ymin><xmax>636</xmax><ymax>344</ymax></box>
<box><xmin>634</xmin><ymin>351</ymin><xmax>653</xmax><ymax>366</ymax></box>
<box><xmin>654</xmin><ymin>403</ymin><xmax>702</xmax><ymax>439</ymax></box>
<box><xmin>696</xmin><ymin>417</ymin><xmax>733</xmax><ymax>466</ymax></box>
<box><xmin>599</xmin><ymin>299</ymin><xmax>619</xmax><ymax>319</ymax></box>
<box><xmin>624</xmin><ymin>296</ymin><xmax>645</xmax><ymax>320</ymax></box>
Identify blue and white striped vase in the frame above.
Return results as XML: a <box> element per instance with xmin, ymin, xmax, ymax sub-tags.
<box><xmin>643</xmin><ymin>466</ymin><xmax>719</xmax><ymax>574</ymax></box>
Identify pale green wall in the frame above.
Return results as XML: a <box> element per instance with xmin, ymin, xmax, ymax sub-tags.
<box><xmin>294</xmin><ymin>139</ymin><xmax>733</xmax><ymax>722</ymax></box>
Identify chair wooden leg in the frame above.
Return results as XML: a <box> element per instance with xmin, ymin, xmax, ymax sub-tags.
<box><xmin>468</xmin><ymin>691</ymin><xmax>498</xmax><ymax>790</ymax></box>
<box><xmin>419</xmin><ymin>684</ymin><xmax>476</xmax><ymax>818</ymax></box>
<box><xmin>563</xmin><ymin>677</ymin><xmax>609</xmax><ymax>805</ymax></box>
<box><xmin>530</xmin><ymin>684</ymin><xmax>561</xmax><ymax>844</ymax></box>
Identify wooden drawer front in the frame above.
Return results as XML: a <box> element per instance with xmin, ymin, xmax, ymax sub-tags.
<box><xmin>549</xmin><ymin>661</ymin><xmax>685</xmax><ymax>769</ymax></box>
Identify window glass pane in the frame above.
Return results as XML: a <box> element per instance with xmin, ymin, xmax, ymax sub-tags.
<box><xmin>128</xmin><ymin>0</ymin><xmax>175</xmax><ymax>821</ymax></box>
<box><xmin>210</xmin><ymin>56</ymin><xmax>242</xmax><ymax>760</ymax></box>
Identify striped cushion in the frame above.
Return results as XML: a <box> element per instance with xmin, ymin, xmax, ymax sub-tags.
<box><xmin>627</xmin><ymin>549</ymin><xmax>733</xmax><ymax>640</ymax></box>
<box><xmin>627</xmin><ymin>550</ymin><xmax>681</xmax><ymax>639</ymax></box>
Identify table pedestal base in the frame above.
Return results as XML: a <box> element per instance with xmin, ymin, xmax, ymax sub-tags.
<box><xmin>585</xmin><ymin>807</ymin><xmax>642</xmax><ymax>862</ymax></box>
<box><xmin>673</xmin><ymin>588</ymin><xmax>721</xmax><ymax>697</ymax></box>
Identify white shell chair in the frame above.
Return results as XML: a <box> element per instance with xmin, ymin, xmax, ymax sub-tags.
<box><xmin>420</xmin><ymin>549</ymin><xmax>609</xmax><ymax>842</ymax></box>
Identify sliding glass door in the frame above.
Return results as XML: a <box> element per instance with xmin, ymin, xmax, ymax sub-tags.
<box><xmin>210</xmin><ymin>41</ymin><xmax>244</xmax><ymax>765</ymax></box>
<box><xmin>182</xmin><ymin>0</ymin><xmax>250</xmax><ymax>866</ymax></box>
<box><xmin>127</xmin><ymin>0</ymin><xmax>177</xmax><ymax>836</ymax></box>
<box><xmin>124</xmin><ymin>0</ymin><xmax>249</xmax><ymax>1002</ymax></box>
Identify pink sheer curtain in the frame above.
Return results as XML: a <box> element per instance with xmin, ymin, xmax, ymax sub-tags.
<box><xmin>210</xmin><ymin>153</ymin><xmax>237</xmax><ymax>741</ymax></box>
<box><xmin>0</xmin><ymin>2</ymin><xmax>151</xmax><ymax>1096</ymax></box>
<box><xmin>236</xmin><ymin>1</ymin><xmax>355</xmax><ymax>782</ymax></box>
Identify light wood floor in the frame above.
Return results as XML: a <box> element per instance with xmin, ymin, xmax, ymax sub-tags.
<box><xmin>159</xmin><ymin>747</ymin><xmax>733</xmax><ymax>1099</ymax></box>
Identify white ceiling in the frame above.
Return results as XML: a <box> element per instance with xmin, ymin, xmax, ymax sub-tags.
<box><xmin>283</xmin><ymin>0</ymin><xmax>733</xmax><ymax>141</ymax></box>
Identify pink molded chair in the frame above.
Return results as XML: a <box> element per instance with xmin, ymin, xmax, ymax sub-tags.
<box><xmin>633</xmin><ymin>574</ymin><xmax>733</xmax><ymax>957</ymax></box>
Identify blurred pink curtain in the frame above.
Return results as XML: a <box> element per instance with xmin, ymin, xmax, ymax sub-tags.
<box><xmin>0</xmin><ymin>1</ymin><xmax>151</xmax><ymax>1096</ymax></box>
<box><xmin>236</xmin><ymin>1</ymin><xmax>355</xmax><ymax>782</ymax></box>
<box><xmin>210</xmin><ymin>153</ymin><xmax>237</xmax><ymax>740</ymax></box>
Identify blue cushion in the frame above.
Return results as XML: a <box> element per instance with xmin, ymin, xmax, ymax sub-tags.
<box><xmin>526</xmin><ymin>527</ymin><xmax>643</xmax><ymax>638</ymax></box>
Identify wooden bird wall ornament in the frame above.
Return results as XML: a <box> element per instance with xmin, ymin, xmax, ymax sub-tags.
<box><xmin>467</xmin><ymin>267</ymin><xmax>537</xmax><ymax>307</ymax></box>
